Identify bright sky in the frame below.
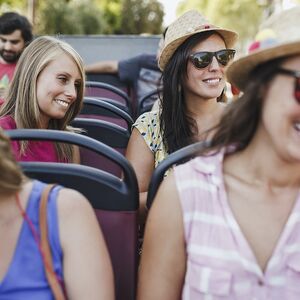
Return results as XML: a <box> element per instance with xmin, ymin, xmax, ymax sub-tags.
<box><xmin>159</xmin><ymin>0</ymin><xmax>298</xmax><ymax>27</ymax></box>
<box><xmin>282</xmin><ymin>0</ymin><xmax>299</xmax><ymax>9</ymax></box>
<box><xmin>158</xmin><ymin>0</ymin><xmax>182</xmax><ymax>26</ymax></box>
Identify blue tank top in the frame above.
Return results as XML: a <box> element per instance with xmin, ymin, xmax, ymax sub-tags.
<box><xmin>0</xmin><ymin>180</ymin><xmax>64</xmax><ymax>299</ymax></box>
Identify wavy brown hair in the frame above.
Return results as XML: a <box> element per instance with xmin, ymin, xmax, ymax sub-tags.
<box><xmin>205</xmin><ymin>57</ymin><xmax>284</xmax><ymax>154</ymax></box>
<box><xmin>0</xmin><ymin>129</ymin><xmax>23</xmax><ymax>194</ymax></box>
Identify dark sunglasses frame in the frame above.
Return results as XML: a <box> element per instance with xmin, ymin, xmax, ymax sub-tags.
<box><xmin>276</xmin><ymin>68</ymin><xmax>300</xmax><ymax>103</ymax></box>
<box><xmin>189</xmin><ymin>49</ymin><xmax>236</xmax><ymax>69</ymax></box>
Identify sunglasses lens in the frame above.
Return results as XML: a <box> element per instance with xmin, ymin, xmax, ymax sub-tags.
<box><xmin>276</xmin><ymin>68</ymin><xmax>300</xmax><ymax>104</ymax></box>
<box><xmin>216</xmin><ymin>50</ymin><xmax>235</xmax><ymax>66</ymax></box>
<box><xmin>191</xmin><ymin>52</ymin><xmax>212</xmax><ymax>68</ymax></box>
<box><xmin>190</xmin><ymin>50</ymin><xmax>235</xmax><ymax>69</ymax></box>
<box><xmin>295</xmin><ymin>78</ymin><xmax>300</xmax><ymax>103</ymax></box>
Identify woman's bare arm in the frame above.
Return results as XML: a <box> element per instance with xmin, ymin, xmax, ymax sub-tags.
<box><xmin>126</xmin><ymin>128</ymin><xmax>155</xmax><ymax>220</ymax></box>
<box><xmin>58</xmin><ymin>189</ymin><xmax>114</xmax><ymax>300</ymax></box>
<box><xmin>138</xmin><ymin>172</ymin><xmax>186</xmax><ymax>299</ymax></box>
<box><xmin>85</xmin><ymin>61</ymin><xmax>118</xmax><ymax>74</ymax></box>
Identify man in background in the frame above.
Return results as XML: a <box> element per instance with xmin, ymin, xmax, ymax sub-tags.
<box><xmin>85</xmin><ymin>32</ymin><xmax>166</xmax><ymax>114</ymax></box>
<box><xmin>85</xmin><ymin>51</ymin><xmax>161</xmax><ymax>100</ymax></box>
<box><xmin>0</xmin><ymin>12</ymin><xmax>33</xmax><ymax>97</ymax></box>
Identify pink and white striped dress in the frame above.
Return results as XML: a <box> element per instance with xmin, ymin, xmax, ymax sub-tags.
<box><xmin>174</xmin><ymin>151</ymin><xmax>300</xmax><ymax>300</ymax></box>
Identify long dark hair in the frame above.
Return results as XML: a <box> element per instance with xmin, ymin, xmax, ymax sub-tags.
<box><xmin>206</xmin><ymin>57</ymin><xmax>284</xmax><ymax>154</ymax></box>
<box><xmin>160</xmin><ymin>32</ymin><xmax>226</xmax><ymax>154</ymax></box>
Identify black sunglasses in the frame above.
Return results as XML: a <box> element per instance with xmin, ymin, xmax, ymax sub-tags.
<box><xmin>276</xmin><ymin>68</ymin><xmax>300</xmax><ymax>103</ymax></box>
<box><xmin>189</xmin><ymin>49</ymin><xmax>236</xmax><ymax>69</ymax></box>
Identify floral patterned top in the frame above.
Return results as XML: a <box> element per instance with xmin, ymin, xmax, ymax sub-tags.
<box><xmin>133</xmin><ymin>110</ymin><xmax>168</xmax><ymax>168</ymax></box>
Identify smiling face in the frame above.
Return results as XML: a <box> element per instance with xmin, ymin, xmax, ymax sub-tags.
<box><xmin>258</xmin><ymin>55</ymin><xmax>300</xmax><ymax>162</ymax></box>
<box><xmin>183</xmin><ymin>34</ymin><xmax>227</xmax><ymax>102</ymax></box>
<box><xmin>0</xmin><ymin>29</ymin><xmax>25</xmax><ymax>64</ymax></box>
<box><xmin>36</xmin><ymin>53</ymin><xmax>82</xmax><ymax>128</ymax></box>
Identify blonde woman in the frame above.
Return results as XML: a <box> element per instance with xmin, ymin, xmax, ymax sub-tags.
<box><xmin>0</xmin><ymin>129</ymin><xmax>114</xmax><ymax>299</ymax></box>
<box><xmin>0</xmin><ymin>36</ymin><xmax>84</xmax><ymax>163</ymax></box>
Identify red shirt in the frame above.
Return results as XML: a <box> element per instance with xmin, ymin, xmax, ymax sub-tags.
<box><xmin>0</xmin><ymin>62</ymin><xmax>16</xmax><ymax>88</ymax></box>
<box><xmin>0</xmin><ymin>62</ymin><xmax>16</xmax><ymax>103</ymax></box>
<box><xmin>0</xmin><ymin>115</ymin><xmax>64</xmax><ymax>162</ymax></box>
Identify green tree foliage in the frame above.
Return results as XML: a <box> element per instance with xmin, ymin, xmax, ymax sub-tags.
<box><xmin>177</xmin><ymin>0</ymin><xmax>264</xmax><ymax>49</ymax></box>
<box><xmin>97</xmin><ymin>0</ymin><xmax>122</xmax><ymax>34</ymax></box>
<box><xmin>119</xmin><ymin>0</ymin><xmax>164</xmax><ymax>34</ymax></box>
<box><xmin>36</xmin><ymin>0</ymin><xmax>106</xmax><ymax>35</ymax></box>
<box><xmin>2</xmin><ymin>0</ymin><xmax>299</xmax><ymax>37</ymax></box>
<box><xmin>0</xmin><ymin>0</ymin><xmax>25</xmax><ymax>13</ymax></box>
<box><xmin>36</xmin><ymin>1</ymin><xmax>77</xmax><ymax>34</ymax></box>
<box><xmin>74</xmin><ymin>1</ymin><xmax>107</xmax><ymax>34</ymax></box>
<box><xmin>1</xmin><ymin>0</ymin><xmax>165</xmax><ymax>35</ymax></box>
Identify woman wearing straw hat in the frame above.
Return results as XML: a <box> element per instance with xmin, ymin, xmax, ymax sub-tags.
<box><xmin>126</xmin><ymin>10</ymin><xmax>237</xmax><ymax>220</ymax></box>
<box><xmin>138</xmin><ymin>6</ymin><xmax>300</xmax><ymax>299</ymax></box>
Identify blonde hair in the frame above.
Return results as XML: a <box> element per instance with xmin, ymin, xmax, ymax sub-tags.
<box><xmin>0</xmin><ymin>36</ymin><xmax>85</xmax><ymax>161</ymax></box>
<box><xmin>0</xmin><ymin>129</ymin><xmax>23</xmax><ymax>194</ymax></box>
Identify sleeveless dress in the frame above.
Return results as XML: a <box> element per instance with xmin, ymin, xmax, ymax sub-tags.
<box><xmin>0</xmin><ymin>181</ymin><xmax>64</xmax><ymax>300</ymax></box>
<box><xmin>174</xmin><ymin>151</ymin><xmax>300</xmax><ymax>299</ymax></box>
<box><xmin>133</xmin><ymin>110</ymin><xmax>167</xmax><ymax>168</ymax></box>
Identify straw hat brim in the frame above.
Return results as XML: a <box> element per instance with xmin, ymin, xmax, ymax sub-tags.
<box><xmin>226</xmin><ymin>41</ymin><xmax>300</xmax><ymax>91</ymax></box>
<box><xmin>158</xmin><ymin>28</ymin><xmax>238</xmax><ymax>71</ymax></box>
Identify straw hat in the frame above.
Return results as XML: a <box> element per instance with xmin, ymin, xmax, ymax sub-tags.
<box><xmin>227</xmin><ymin>6</ymin><xmax>300</xmax><ymax>91</ymax></box>
<box><xmin>158</xmin><ymin>10</ymin><xmax>238</xmax><ymax>71</ymax></box>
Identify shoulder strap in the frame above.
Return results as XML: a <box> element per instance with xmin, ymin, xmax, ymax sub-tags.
<box><xmin>39</xmin><ymin>184</ymin><xmax>66</xmax><ymax>300</ymax></box>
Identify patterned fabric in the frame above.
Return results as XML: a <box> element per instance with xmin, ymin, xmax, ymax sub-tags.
<box><xmin>174</xmin><ymin>151</ymin><xmax>300</xmax><ymax>299</ymax></box>
<box><xmin>0</xmin><ymin>62</ymin><xmax>16</xmax><ymax>88</ymax></box>
<box><xmin>133</xmin><ymin>110</ymin><xmax>168</xmax><ymax>168</ymax></box>
<box><xmin>0</xmin><ymin>181</ymin><xmax>63</xmax><ymax>299</ymax></box>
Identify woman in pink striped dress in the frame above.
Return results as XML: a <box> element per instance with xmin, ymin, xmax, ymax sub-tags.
<box><xmin>138</xmin><ymin>7</ymin><xmax>300</xmax><ymax>300</ymax></box>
